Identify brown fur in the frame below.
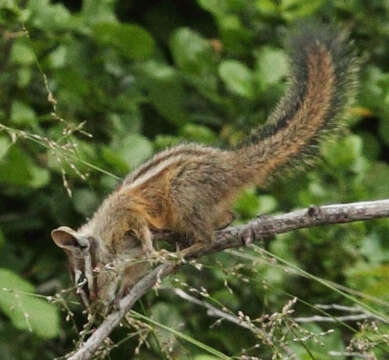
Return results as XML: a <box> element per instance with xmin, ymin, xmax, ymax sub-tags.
<box><xmin>51</xmin><ymin>24</ymin><xmax>358</xmax><ymax>312</ymax></box>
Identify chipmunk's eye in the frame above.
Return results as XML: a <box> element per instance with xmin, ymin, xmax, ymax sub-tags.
<box><xmin>78</xmin><ymin>243</ymin><xmax>88</xmax><ymax>250</ymax></box>
<box><xmin>127</xmin><ymin>230</ymin><xmax>140</xmax><ymax>240</ymax></box>
<box><xmin>127</xmin><ymin>229</ymin><xmax>136</xmax><ymax>237</ymax></box>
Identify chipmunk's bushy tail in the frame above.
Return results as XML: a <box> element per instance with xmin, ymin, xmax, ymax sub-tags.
<box><xmin>235</xmin><ymin>22</ymin><xmax>359</xmax><ymax>186</ymax></box>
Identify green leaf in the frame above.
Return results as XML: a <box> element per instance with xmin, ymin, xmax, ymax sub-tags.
<box><xmin>28</xmin><ymin>0</ymin><xmax>71</xmax><ymax>30</ymax></box>
<box><xmin>170</xmin><ymin>28</ymin><xmax>214</xmax><ymax>75</ymax></box>
<box><xmin>109</xmin><ymin>112</ymin><xmax>142</xmax><ymax>136</ymax></box>
<box><xmin>255</xmin><ymin>0</ymin><xmax>279</xmax><ymax>16</ymax></box>
<box><xmin>0</xmin><ymin>147</ymin><xmax>32</xmax><ymax>186</ymax></box>
<box><xmin>116</xmin><ymin>134</ymin><xmax>153</xmax><ymax>169</ymax></box>
<box><xmin>197</xmin><ymin>0</ymin><xmax>228</xmax><ymax>15</ymax></box>
<box><xmin>73</xmin><ymin>188</ymin><xmax>99</xmax><ymax>216</ymax></box>
<box><xmin>81</xmin><ymin>0</ymin><xmax>116</xmax><ymax>24</ymax></box>
<box><xmin>10</xmin><ymin>101</ymin><xmax>36</xmax><ymax>126</ymax></box>
<box><xmin>1</xmin><ymin>0</ymin><xmax>20</xmax><ymax>11</ymax></box>
<box><xmin>0</xmin><ymin>269</ymin><xmax>60</xmax><ymax>338</ymax></box>
<box><xmin>28</xmin><ymin>166</ymin><xmax>50</xmax><ymax>189</ymax></box>
<box><xmin>101</xmin><ymin>145</ymin><xmax>130</xmax><ymax>174</ymax></box>
<box><xmin>0</xmin><ymin>136</ymin><xmax>11</xmax><ymax>159</ymax></box>
<box><xmin>360</xmin><ymin>233</ymin><xmax>389</xmax><ymax>265</ymax></box>
<box><xmin>56</xmin><ymin>68</ymin><xmax>91</xmax><ymax>98</ymax></box>
<box><xmin>234</xmin><ymin>188</ymin><xmax>260</xmax><ymax>218</ymax></box>
<box><xmin>180</xmin><ymin>124</ymin><xmax>217</xmax><ymax>143</ymax></box>
<box><xmin>0</xmin><ymin>146</ymin><xmax>50</xmax><ymax>188</ymax></box>
<box><xmin>217</xmin><ymin>14</ymin><xmax>251</xmax><ymax>56</ymax></box>
<box><xmin>154</xmin><ymin>135</ymin><xmax>181</xmax><ymax>151</ymax></box>
<box><xmin>360</xmin><ymin>66</ymin><xmax>387</xmax><ymax>110</ymax></box>
<box><xmin>138</xmin><ymin>61</ymin><xmax>188</xmax><ymax>125</ymax></box>
<box><xmin>255</xmin><ymin>46</ymin><xmax>288</xmax><ymax>88</ymax></box>
<box><xmin>10</xmin><ymin>42</ymin><xmax>35</xmax><ymax>66</ymax></box>
<box><xmin>322</xmin><ymin>135</ymin><xmax>362</xmax><ymax>169</ymax></box>
<box><xmin>170</xmin><ymin>28</ymin><xmax>219</xmax><ymax>97</ymax></box>
<box><xmin>94</xmin><ymin>22</ymin><xmax>155</xmax><ymax>60</ymax></box>
<box><xmin>281</xmin><ymin>0</ymin><xmax>325</xmax><ymax>20</ymax></box>
<box><xmin>17</xmin><ymin>68</ymin><xmax>32</xmax><ymax>87</ymax></box>
<box><xmin>48</xmin><ymin>45</ymin><xmax>67</xmax><ymax>68</ymax></box>
<box><xmin>219</xmin><ymin>60</ymin><xmax>254</xmax><ymax>98</ymax></box>
<box><xmin>258</xmin><ymin>195</ymin><xmax>277</xmax><ymax>214</ymax></box>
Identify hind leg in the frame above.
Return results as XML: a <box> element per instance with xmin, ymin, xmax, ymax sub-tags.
<box><xmin>173</xmin><ymin>211</ymin><xmax>215</xmax><ymax>257</ymax></box>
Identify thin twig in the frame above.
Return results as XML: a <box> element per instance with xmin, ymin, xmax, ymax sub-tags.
<box><xmin>67</xmin><ymin>199</ymin><xmax>389</xmax><ymax>360</ymax></box>
<box><xmin>328</xmin><ymin>351</ymin><xmax>375</xmax><ymax>359</ymax></box>
<box><xmin>314</xmin><ymin>304</ymin><xmax>362</xmax><ymax>312</ymax></box>
<box><xmin>170</xmin><ymin>288</ymin><xmax>261</xmax><ymax>332</ymax></box>
<box><xmin>294</xmin><ymin>314</ymin><xmax>384</xmax><ymax>323</ymax></box>
<box><xmin>169</xmin><ymin>288</ymin><xmax>300</xmax><ymax>358</ymax></box>
<box><xmin>293</xmin><ymin>303</ymin><xmax>389</xmax><ymax>324</ymax></box>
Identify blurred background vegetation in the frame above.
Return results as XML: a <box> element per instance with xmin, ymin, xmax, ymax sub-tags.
<box><xmin>0</xmin><ymin>0</ymin><xmax>389</xmax><ymax>359</ymax></box>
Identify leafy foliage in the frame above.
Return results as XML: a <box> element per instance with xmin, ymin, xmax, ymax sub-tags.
<box><xmin>0</xmin><ymin>0</ymin><xmax>389</xmax><ymax>359</ymax></box>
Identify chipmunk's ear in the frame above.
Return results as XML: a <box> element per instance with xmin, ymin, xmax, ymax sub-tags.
<box><xmin>51</xmin><ymin>226</ymin><xmax>88</xmax><ymax>251</ymax></box>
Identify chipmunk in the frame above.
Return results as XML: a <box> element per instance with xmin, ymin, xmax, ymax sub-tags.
<box><xmin>51</xmin><ymin>23</ymin><xmax>358</xmax><ymax>313</ymax></box>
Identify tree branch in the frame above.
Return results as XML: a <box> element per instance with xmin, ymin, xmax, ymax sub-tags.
<box><xmin>66</xmin><ymin>199</ymin><xmax>389</xmax><ymax>360</ymax></box>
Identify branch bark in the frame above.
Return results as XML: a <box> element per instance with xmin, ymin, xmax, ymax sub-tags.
<box><xmin>67</xmin><ymin>199</ymin><xmax>389</xmax><ymax>360</ymax></box>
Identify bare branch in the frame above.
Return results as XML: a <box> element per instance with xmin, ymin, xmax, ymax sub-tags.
<box><xmin>67</xmin><ymin>199</ymin><xmax>389</xmax><ymax>360</ymax></box>
<box><xmin>294</xmin><ymin>314</ymin><xmax>384</xmax><ymax>323</ymax></box>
